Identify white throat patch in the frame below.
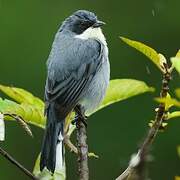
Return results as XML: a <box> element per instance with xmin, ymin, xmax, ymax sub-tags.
<box><xmin>75</xmin><ymin>27</ymin><xmax>107</xmax><ymax>45</ymax></box>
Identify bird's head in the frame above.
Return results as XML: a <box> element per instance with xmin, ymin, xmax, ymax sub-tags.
<box><xmin>60</xmin><ymin>10</ymin><xmax>105</xmax><ymax>35</ymax></box>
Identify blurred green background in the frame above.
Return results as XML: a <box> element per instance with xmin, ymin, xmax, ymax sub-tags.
<box><xmin>0</xmin><ymin>0</ymin><xmax>180</xmax><ymax>179</ymax></box>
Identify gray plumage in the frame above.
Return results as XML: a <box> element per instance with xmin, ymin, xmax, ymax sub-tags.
<box><xmin>40</xmin><ymin>10</ymin><xmax>110</xmax><ymax>173</ymax></box>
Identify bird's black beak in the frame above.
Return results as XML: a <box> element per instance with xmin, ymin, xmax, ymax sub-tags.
<box><xmin>92</xmin><ymin>20</ymin><xmax>106</xmax><ymax>28</ymax></box>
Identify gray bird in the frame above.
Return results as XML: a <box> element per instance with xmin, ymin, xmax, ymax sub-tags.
<box><xmin>40</xmin><ymin>10</ymin><xmax>110</xmax><ymax>173</ymax></box>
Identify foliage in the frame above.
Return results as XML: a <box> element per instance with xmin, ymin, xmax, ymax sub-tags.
<box><xmin>121</xmin><ymin>37</ymin><xmax>180</xmax><ymax>122</ymax></box>
<box><xmin>120</xmin><ymin>37</ymin><xmax>165</xmax><ymax>72</ymax></box>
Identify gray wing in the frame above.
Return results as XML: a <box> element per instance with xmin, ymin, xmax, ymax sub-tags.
<box><xmin>45</xmin><ymin>37</ymin><xmax>104</xmax><ymax>118</ymax></box>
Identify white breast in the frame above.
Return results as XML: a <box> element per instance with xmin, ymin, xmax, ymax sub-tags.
<box><xmin>75</xmin><ymin>27</ymin><xmax>107</xmax><ymax>46</ymax></box>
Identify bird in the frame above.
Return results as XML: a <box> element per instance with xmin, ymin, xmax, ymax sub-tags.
<box><xmin>40</xmin><ymin>10</ymin><xmax>110</xmax><ymax>173</ymax></box>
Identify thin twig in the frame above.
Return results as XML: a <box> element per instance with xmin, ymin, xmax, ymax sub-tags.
<box><xmin>64</xmin><ymin>135</ymin><xmax>78</xmax><ymax>154</ymax></box>
<box><xmin>0</xmin><ymin>146</ymin><xmax>38</xmax><ymax>180</ymax></box>
<box><xmin>64</xmin><ymin>134</ymin><xmax>99</xmax><ymax>159</ymax></box>
<box><xmin>116</xmin><ymin>63</ymin><xmax>171</xmax><ymax>180</ymax></box>
<box><xmin>76</xmin><ymin>118</ymin><xmax>89</xmax><ymax>180</ymax></box>
<box><xmin>4</xmin><ymin>113</ymin><xmax>33</xmax><ymax>137</ymax></box>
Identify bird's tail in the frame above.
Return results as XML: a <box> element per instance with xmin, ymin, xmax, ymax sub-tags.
<box><xmin>40</xmin><ymin>103</ymin><xmax>64</xmax><ymax>173</ymax></box>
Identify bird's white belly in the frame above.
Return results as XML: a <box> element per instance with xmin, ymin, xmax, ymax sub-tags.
<box><xmin>76</xmin><ymin>26</ymin><xmax>110</xmax><ymax>115</ymax></box>
<box><xmin>79</xmin><ymin>58</ymin><xmax>110</xmax><ymax>115</ymax></box>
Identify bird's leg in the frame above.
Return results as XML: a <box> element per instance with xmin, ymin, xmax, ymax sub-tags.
<box><xmin>71</xmin><ymin>114</ymin><xmax>79</xmax><ymax>125</ymax></box>
<box><xmin>74</xmin><ymin>105</ymin><xmax>87</xmax><ymax>128</ymax></box>
<box><xmin>72</xmin><ymin>114</ymin><xmax>87</xmax><ymax>127</ymax></box>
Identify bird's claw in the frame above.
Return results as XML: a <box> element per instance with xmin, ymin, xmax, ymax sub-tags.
<box><xmin>71</xmin><ymin>114</ymin><xmax>87</xmax><ymax>128</ymax></box>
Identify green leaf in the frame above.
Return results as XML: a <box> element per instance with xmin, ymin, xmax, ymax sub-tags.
<box><xmin>155</xmin><ymin>93</ymin><xmax>173</xmax><ymax>111</ymax></box>
<box><xmin>33</xmin><ymin>154</ymin><xmax>66</xmax><ymax>180</ymax></box>
<box><xmin>167</xmin><ymin>111</ymin><xmax>180</xmax><ymax>120</ymax></box>
<box><xmin>120</xmin><ymin>36</ymin><xmax>164</xmax><ymax>71</ymax></box>
<box><xmin>155</xmin><ymin>96</ymin><xmax>180</xmax><ymax>108</ymax></box>
<box><xmin>0</xmin><ymin>98</ymin><xmax>45</xmax><ymax>128</ymax></box>
<box><xmin>0</xmin><ymin>84</ymin><xmax>44</xmax><ymax>108</ymax></box>
<box><xmin>93</xmin><ymin>79</ymin><xmax>154</xmax><ymax>114</ymax></box>
<box><xmin>0</xmin><ymin>84</ymin><xmax>45</xmax><ymax>128</ymax></box>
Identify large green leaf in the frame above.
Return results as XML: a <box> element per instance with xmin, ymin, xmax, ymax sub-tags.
<box><xmin>0</xmin><ymin>98</ymin><xmax>45</xmax><ymax>128</ymax></box>
<box><xmin>120</xmin><ymin>36</ymin><xmax>164</xmax><ymax>71</ymax></box>
<box><xmin>0</xmin><ymin>84</ymin><xmax>44</xmax><ymax>108</ymax></box>
<box><xmin>94</xmin><ymin>79</ymin><xmax>154</xmax><ymax>114</ymax></box>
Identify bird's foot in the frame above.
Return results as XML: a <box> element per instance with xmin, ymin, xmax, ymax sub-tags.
<box><xmin>73</xmin><ymin>105</ymin><xmax>88</xmax><ymax>128</ymax></box>
<box><xmin>72</xmin><ymin>114</ymin><xmax>87</xmax><ymax>128</ymax></box>
<box><xmin>71</xmin><ymin>114</ymin><xmax>78</xmax><ymax>125</ymax></box>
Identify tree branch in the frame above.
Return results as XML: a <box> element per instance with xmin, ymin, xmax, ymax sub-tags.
<box><xmin>76</xmin><ymin>118</ymin><xmax>89</xmax><ymax>180</ymax></box>
<box><xmin>116</xmin><ymin>63</ymin><xmax>171</xmax><ymax>180</ymax></box>
<box><xmin>0</xmin><ymin>146</ymin><xmax>38</xmax><ymax>180</ymax></box>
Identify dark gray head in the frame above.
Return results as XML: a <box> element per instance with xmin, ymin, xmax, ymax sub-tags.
<box><xmin>60</xmin><ymin>10</ymin><xmax>105</xmax><ymax>34</ymax></box>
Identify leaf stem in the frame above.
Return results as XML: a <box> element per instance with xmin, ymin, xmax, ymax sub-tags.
<box><xmin>64</xmin><ymin>134</ymin><xmax>99</xmax><ymax>159</ymax></box>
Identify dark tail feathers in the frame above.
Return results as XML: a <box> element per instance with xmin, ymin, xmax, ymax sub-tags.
<box><xmin>40</xmin><ymin>103</ymin><xmax>64</xmax><ymax>173</ymax></box>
